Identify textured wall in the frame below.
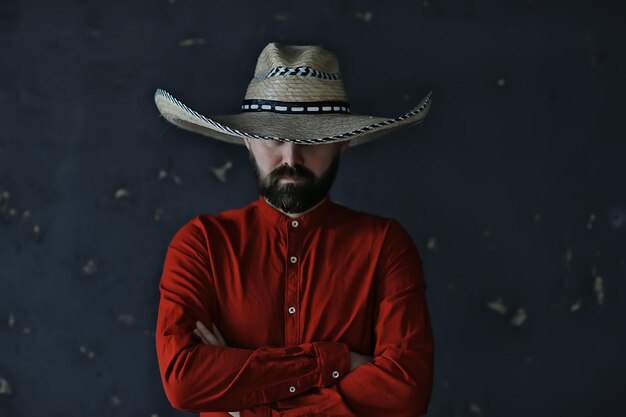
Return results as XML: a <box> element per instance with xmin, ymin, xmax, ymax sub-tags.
<box><xmin>0</xmin><ymin>0</ymin><xmax>624</xmax><ymax>416</ymax></box>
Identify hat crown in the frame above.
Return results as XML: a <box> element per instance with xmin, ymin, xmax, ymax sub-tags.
<box><xmin>253</xmin><ymin>43</ymin><xmax>341</xmax><ymax>77</ymax></box>
<box><xmin>242</xmin><ymin>42</ymin><xmax>350</xmax><ymax>114</ymax></box>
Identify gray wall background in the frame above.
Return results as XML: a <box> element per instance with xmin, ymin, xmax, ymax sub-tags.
<box><xmin>1</xmin><ymin>0</ymin><xmax>624</xmax><ymax>416</ymax></box>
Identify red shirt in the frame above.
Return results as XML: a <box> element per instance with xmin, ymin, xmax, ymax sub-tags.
<box><xmin>156</xmin><ymin>195</ymin><xmax>434</xmax><ymax>417</ymax></box>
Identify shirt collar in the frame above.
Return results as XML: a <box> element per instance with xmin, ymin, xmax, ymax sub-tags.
<box><xmin>255</xmin><ymin>194</ymin><xmax>333</xmax><ymax>229</ymax></box>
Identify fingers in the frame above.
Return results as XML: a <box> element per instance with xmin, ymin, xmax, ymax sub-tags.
<box><xmin>212</xmin><ymin>323</ymin><xmax>227</xmax><ymax>345</ymax></box>
<box><xmin>193</xmin><ymin>328</ymin><xmax>211</xmax><ymax>344</ymax></box>
<box><xmin>348</xmin><ymin>351</ymin><xmax>375</xmax><ymax>371</ymax></box>
<box><xmin>195</xmin><ymin>321</ymin><xmax>221</xmax><ymax>345</ymax></box>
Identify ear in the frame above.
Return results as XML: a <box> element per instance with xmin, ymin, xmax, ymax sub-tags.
<box><xmin>243</xmin><ymin>138</ymin><xmax>251</xmax><ymax>151</ymax></box>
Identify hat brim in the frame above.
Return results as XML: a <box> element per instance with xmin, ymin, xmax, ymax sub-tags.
<box><xmin>154</xmin><ymin>88</ymin><xmax>432</xmax><ymax>147</ymax></box>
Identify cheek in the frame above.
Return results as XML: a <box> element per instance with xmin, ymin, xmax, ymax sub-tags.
<box><xmin>313</xmin><ymin>150</ymin><xmax>339</xmax><ymax>172</ymax></box>
<box><xmin>253</xmin><ymin>150</ymin><xmax>281</xmax><ymax>174</ymax></box>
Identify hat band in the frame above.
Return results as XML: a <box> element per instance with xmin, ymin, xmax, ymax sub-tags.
<box><xmin>252</xmin><ymin>66</ymin><xmax>342</xmax><ymax>81</ymax></box>
<box><xmin>241</xmin><ymin>99</ymin><xmax>351</xmax><ymax>114</ymax></box>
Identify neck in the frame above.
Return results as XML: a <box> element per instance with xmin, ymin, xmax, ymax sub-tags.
<box><xmin>263</xmin><ymin>196</ymin><xmax>327</xmax><ymax>218</ymax></box>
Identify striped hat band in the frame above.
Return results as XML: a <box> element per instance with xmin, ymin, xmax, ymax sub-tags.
<box><xmin>241</xmin><ymin>98</ymin><xmax>350</xmax><ymax>114</ymax></box>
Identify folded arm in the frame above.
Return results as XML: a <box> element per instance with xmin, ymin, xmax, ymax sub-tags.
<box><xmin>194</xmin><ymin>322</ymin><xmax>374</xmax><ymax>417</ymax></box>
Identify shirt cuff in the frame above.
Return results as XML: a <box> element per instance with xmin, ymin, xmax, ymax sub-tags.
<box><xmin>313</xmin><ymin>341</ymin><xmax>351</xmax><ymax>387</ymax></box>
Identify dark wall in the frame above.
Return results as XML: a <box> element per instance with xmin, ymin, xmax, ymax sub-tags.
<box><xmin>1</xmin><ymin>0</ymin><xmax>624</xmax><ymax>416</ymax></box>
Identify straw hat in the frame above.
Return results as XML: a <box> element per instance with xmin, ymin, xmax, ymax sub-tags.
<box><xmin>154</xmin><ymin>42</ymin><xmax>432</xmax><ymax>147</ymax></box>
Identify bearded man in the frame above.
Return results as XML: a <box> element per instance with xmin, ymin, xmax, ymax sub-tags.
<box><xmin>154</xmin><ymin>42</ymin><xmax>435</xmax><ymax>417</ymax></box>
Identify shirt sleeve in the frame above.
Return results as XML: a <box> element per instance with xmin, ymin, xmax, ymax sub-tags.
<box><xmin>253</xmin><ymin>218</ymin><xmax>435</xmax><ymax>417</ymax></box>
<box><xmin>155</xmin><ymin>218</ymin><xmax>352</xmax><ymax>413</ymax></box>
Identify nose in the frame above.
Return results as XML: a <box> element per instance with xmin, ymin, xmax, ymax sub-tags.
<box><xmin>279</xmin><ymin>142</ymin><xmax>305</xmax><ymax>167</ymax></box>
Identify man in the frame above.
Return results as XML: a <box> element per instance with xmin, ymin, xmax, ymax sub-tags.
<box><xmin>154</xmin><ymin>42</ymin><xmax>434</xmax><ymax>417</ymax></box>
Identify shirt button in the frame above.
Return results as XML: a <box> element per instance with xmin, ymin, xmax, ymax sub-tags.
<box><xmin>289</xmin><ymin>386</ymin><xmax>296</xmax><ymax>393</ymax></box>
<box><xmin>332</xmin><ymin>370</ymin><xmax>340</xmax><ymax>378</ymax></box>
<box><xmin>291</xmin><ymin>220</ymin><xmax>299</xmax><ymax>228</ymax></box>
<box><xmin>288</xmin><ymin>306</ymin><xmax>296</xmax><ymax>314</ymax></box>
<box><xmin>290</xmin><ymin>256</ymin><xmax>297</xmax><ymax>263</ymax></box>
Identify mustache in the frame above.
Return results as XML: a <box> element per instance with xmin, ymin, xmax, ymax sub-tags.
<box><xmin>270</xmin><ymin>165</ymin><xmax>314</xmax><ymax>181</ymax></box>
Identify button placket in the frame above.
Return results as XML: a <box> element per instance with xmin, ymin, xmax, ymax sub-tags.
<box><xmin>285</xmin><ymin>219</ymin><xmax>301</xmax><ymax>346</ymax></box>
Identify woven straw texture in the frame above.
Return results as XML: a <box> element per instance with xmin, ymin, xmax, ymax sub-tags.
<box><xmin>154</xmin><ymin>42</ymin><xmax>432</xmax><ymax>146</ymax></box>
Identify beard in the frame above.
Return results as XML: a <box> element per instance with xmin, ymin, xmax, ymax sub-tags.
<box><xmin>248</xmin><ymin>150</ymin><xmax>342</xmax><ymax>214</ymax></box>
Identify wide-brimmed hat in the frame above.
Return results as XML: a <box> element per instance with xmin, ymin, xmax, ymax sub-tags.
<box><xmin>154</xmin><ymin>42</ymin><xmax>432</xmax><ymax>147</ymax></box>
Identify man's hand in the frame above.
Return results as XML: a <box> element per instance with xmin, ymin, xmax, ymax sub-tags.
<box><xmin>194</xmin><ymin>321</ymin><xmax>239</xmax><ymax>417</ymax></box>
<box><xmin>349</xmin><ymin>351</ymin><xmax>374</xmax><ymax>371</ymax></box>
<box><xmin>194</xmin><ymin>320</ymin><xmax>227</xmax><ymax>346</ymax></box>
